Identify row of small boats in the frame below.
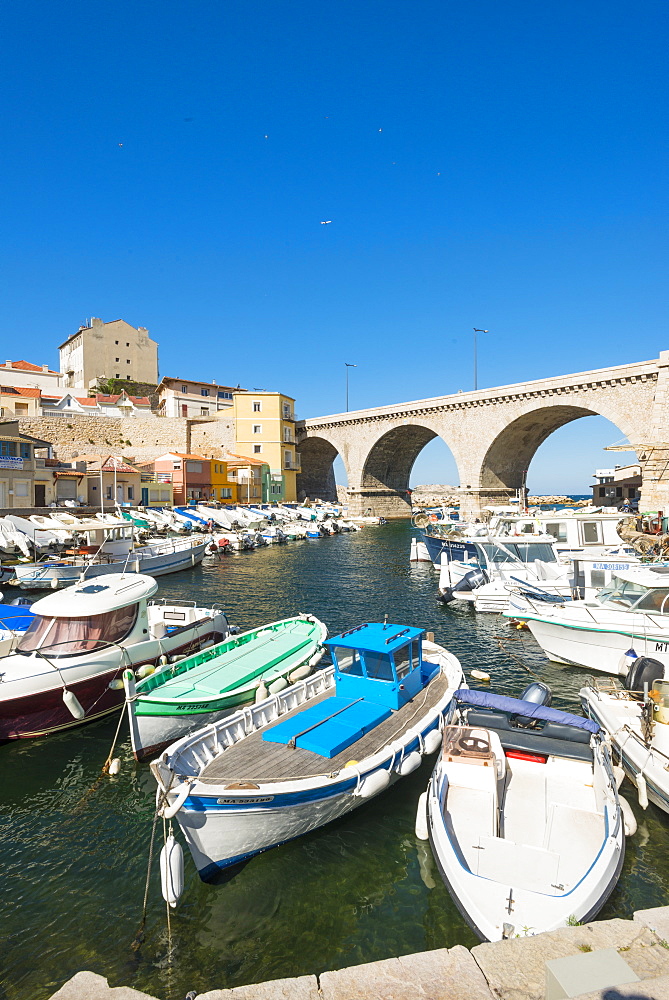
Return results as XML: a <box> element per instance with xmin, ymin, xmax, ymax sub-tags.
<box><xmin>0</xmin><ymin>501</ymin><xmax>382</xmax><ymax>589</ymax></box>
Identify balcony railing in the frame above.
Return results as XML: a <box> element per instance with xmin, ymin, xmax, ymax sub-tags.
<box><xmin>141</xmin><ymin>472</ymin><xmax>173</xmax><ymax>483</ymax></box>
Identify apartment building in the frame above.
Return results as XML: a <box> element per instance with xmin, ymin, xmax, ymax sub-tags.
<box><xmin>59</xmin><ymin>317</ymin><xmax>158</xmax><ymax>390</ymax></box>
<box><xmin>156</xmin><ymin>377</ymin><xmax>238</xmax><ymax>418</ymax></box>
<box><xmin>85</xmin><ymin>456</ymin><xmax>142</xmax><ymax>506</ymax></box>
<box><xmin>233</xmin><ymin>392</ymin><xmax>298</xmax><ymax>501</ymax></box>
<box><xmin>225</xmin><ymin>455</ymin><xmax>270</xmax><ymax>503</ymax></box>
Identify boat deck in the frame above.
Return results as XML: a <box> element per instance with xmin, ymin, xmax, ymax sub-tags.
<box><xmin>199</xmin><ymin>670</ymin><xmax>450</xmax><ymax>784</ymax></box>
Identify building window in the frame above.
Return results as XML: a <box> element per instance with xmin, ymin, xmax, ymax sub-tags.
<box><xmin>598</xmin><ymin>486</ymin><xmax>606</xmax><ymax>497</ymax></box>
<box><xmin>126</xmin><ymin>359</ymin><xmax>130</xmax><ymax>364</ymax></box>
<box><xmin>0</xmin><ymin>441</ymin><xmax>16</xmax><ymax>457</ymax></box>
<box><xmin>221</xmin><ymin>487</ymin><xmax>232</xmax><ymax>499</ymax></box>
<box><xmin>271</xmin><ymin>484</ymin><xmax>282</xmax><ymax>495</ymax></box>
<box><xmin>253</xmin><ymin>445</ymin><xmax>262</xmax><ymax>454</ymax></box>
<box><xmin>115</xmin><ymin>357</ymin><xmax>120</xmax><ymax>362</ymax></box>
<box><xmin>181</xmin><ymin>385</ymin><xmax>188</xmax><ymax>393</ymax></box>
<box><xmin>106</xmin><ymin>486</ymin><xmax>113</xmax><ymax>499</ymax></box>
<box><xmin>253</xmin><ymin>425</ymin><xmax>262</xmax><ymax>434</ymax></box>
<box><xmin>218</xmin><ymin>391</ymin><xmax>232</xmax><ymax>399</ymax></box>
<box><xmin>186</xmin><ymin>461</ymin><xmax>202</xmax><ymax>474</ymax></box>
<box><xmin>126</xmin><ymin>376</ymin><xmax>131</xmax><ymax>380</ymax></box>
<box><xmin>20</xmin><ymin>443</ymin><xmax>31</xmax><ymax>459</ymax></box>
<box><xmin>200</xmin><ymin>389</ymin><xmax>209</xmax><ymax>397</ymax></box>
<box><xmin>253</xmin><ymin>401</ymin><xmax>261</xmax><ymax>412</ymax></box>
<box><xmin>126</xmin><ymin>342</ymin><xmax>129</xmax><ymax>346</ymax></box>
<box><xmin>285</xmin><ymin>450</ymin><xmax>291</xmax><ymax>467</ymax></box>
<box><xmin>115</xmin><ymin>340</ymin><xmax>119</xmax><ymax>345</ymax></box>
<box><xmin>116</xmin><ymin>374</ymin><xmax>120</xmax><ymax>378</ymax></box>
<box><xmin>283</xmin><ymin>427</ymin><xmax>292</xmax><ymax>442</ymax></box>
<box><xmin>172</xmin><ymin>462</ymin><xmax>181</xmax><ymax>470</ymax></box>
<box><xmin>127</xmin><ymin>486</ymin><xmax>134</xmax><ymax>500</ymax></box>
<box><xmin>283</xmin><ymin>404</ymin><xmax>291</xmax><ymax>418</ymax></box>
<box><xmin>14</xmin><ymin>480</ymin><xmax>29</xmax><ymax>498</ymax></box>
<box><xmin>200</xmin><ymin>407</ymin><xmax>209</xmax><ymax>416</ymax></box>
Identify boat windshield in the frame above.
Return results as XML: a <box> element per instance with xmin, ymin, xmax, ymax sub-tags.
<box><xmin>597</xmin><ymin>579</ymin><xmax>650</xmax><ymax>609</ymax></box>
<box><xmin>479</xmin><ymin>542</ymin><xmax>556</xmax><ymax>565</ymax></box>
<box><xmin>17</xmin><ymin>603</ymin><xmax>139</xmax><ymax>656</ymax></box>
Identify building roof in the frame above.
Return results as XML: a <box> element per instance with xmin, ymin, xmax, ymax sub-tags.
<box><xmin>0</xmin><ymin>360</ymin><xmax>60</xmax><ymax>375</ymax></box>
<box><xmin>96</xmin><ymin>393</ymin><xmax>151</xmax><ymax>406</ymax></box>
<box><xmin>41</xmin><ymin>393</ymin><xmax>99</xmax><ymax>407</ymax></box>
<box><xmin>225</xmin><ymin>453</ymin><xmax>267</xmax><ymax>467</ymax></box>
<box><xmin>0</xmin><ymin>385</ymin><xmax>41</xmax><ymax>397</ymax></box>
<box><xmin>158</xmin><ymin>376</ymin><xmax>240</xmax><ymax>392</ymax></box>
<box><xmin>87</xmin><ymin>455</ymin><xmax>141</xmax><ymax>474</ymax></box>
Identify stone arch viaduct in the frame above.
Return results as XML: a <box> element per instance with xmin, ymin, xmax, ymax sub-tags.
<box><xmin>296</xmin><ymin>352</ymin><xmax>669</xmax><ymax>518</ymax></box>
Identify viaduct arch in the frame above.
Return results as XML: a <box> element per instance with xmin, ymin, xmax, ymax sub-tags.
<box><xmin>296</xmin><ymin>353</ymin><xmax>669</xmax><ymax>518</ymax></box>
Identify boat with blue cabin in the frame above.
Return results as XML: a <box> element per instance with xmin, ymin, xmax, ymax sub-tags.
<box><xmin>151</xmin><ymin>622</ymin><xmax>464</xmax><ymax>882</ymax></box>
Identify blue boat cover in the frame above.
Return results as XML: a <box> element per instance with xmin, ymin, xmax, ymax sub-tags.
<box><xmin>262</xmin><ymin>697</ymin><xmax>392</xmax><ymax>758</ymax></box>
<box><xmin>454</xmin><ymin>688</ymin><xmax>600</xmax><ymax>734</ymax></box>
<box><xmin>0</xmin><ymin>604</ymin><xmax>35</xmax><ymax>632</ymax></box>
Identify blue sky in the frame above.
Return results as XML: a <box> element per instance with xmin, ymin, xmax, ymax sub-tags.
<box><xmin>1</xmin><ymin>1</ymin><xmax>666</xmax><ymax>492</ymax></box>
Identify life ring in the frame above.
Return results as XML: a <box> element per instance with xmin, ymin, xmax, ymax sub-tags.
<box><xmin>429</xmin><ymin>514</ymin><xmax>438</xmax><ymax>523</ymax></box>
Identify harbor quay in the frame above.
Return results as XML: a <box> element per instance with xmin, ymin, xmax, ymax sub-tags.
<box><xmin>48</xmin><ymin>904</ymin><xmax>669</xmax><ymax>999</ymax></box>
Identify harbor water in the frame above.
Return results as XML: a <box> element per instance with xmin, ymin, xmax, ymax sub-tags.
<box><xmin>2</xmin><ymin>521</ymin><xmax>669</xmax><ymax>1000</ymax></box>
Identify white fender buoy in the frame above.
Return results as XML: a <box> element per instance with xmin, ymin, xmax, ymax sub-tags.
<box><xmin>356</xmin><ymin>769</ymin><xmax>391</xmax><ymax>798</ymax></box>
<box><xmin>613</xmin><ymin>765</ymin><xmax>625</xmax><ymax>789</ymax></box>
<box><xmin>108</xmin><ymin>758</ymin><xmax>121</xmax><ymax>776</ymax></box>
<box><xmin>620</xmin><ymin>797</ymin><xmax>637</xmax><ymax>837</ymax></box>
<box><xmin>108</xmin><ymin>678</ymin><xmax>124</xmax><ymax>691</ymax></box>
<box><xmin>62</xmin><ymin>688</ymin><xmax>85</xmax><ymax>720</ymax></box>
<box><xmin>135</xmin><ymin>664</ymin><xmax>156</xmax><ymax>679</ymax></box>
<box><xmin>637</xmin><ymin>772</ymin><xmax>649</xmax><ymax>810</ymax></box>
<box><xmin>397</xmin><ymin>750</ymin><xmax>422</xmax><ymax>776</ymax></box>
<box><xmin>160</xmin><ymin>834</ymin><xmax>184</xmax><ymax>908</ymax></box>
<box><xmin>268</xmin><ymin>676</ymin><xmax>288</xmax><ymax>695</ymax></box>
<box><xmin>255</xmin><ymin>680</ymin><xmax>268</xmax><ymax>703</ymax></box>
<box><xmin>158</xmin><ymin>654</ymin><xmax>169</xmax><ymax>667</ymax></box>
<box><xmin>415</xmin><ymin>791</ymin><xmax>429</xmax><ymax>840</ymax></box>
<box><xmin>470</xmin><ymin>669</ymin><xmax>491</xmax><ymax>682</ymax></box>
<box><xmin>289</xmin><ymin>664</ymin><xmax>311</xmax><ymax>683</ymax></box>
<box><xmin>423</xmin><ymin>729</ymin><xmax>442</xmax><ymax>755</ymax></box>
<box><xmin>162</xmin><ymin>781</ymin><xmax>192</xmax><ymax>820</ymax></box>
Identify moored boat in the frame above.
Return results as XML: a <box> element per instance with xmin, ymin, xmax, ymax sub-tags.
<box><xmin>124</xmin><ymin>614</ymin><xmax>328</xmax><ymax>761</ymax></box>
<box><xmin>0</xmin><ymin>573</ymin><xmax>229</xmax><ymax>739</ymax></box>
<box><xmin>151</xmin><ymin>623</ymin><xmax>464</xmax><ymax>882</ymax></box>
<box><xmin>425</xmin><ymin>687</ymin><xmax>625</xmax><ymax>941</ymax></box>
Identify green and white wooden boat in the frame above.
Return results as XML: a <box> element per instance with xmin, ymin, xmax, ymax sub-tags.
<box><xmin>123</xmin><ymin>614</ymin><xmax>327</xmax><ymax>761</ymax></box>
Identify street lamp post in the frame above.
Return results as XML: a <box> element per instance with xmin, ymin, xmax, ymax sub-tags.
<box><xmin>472</xmin><ymin>329</ymin><xmax>489</xmax><ymax>391</ymax></box>
<box><xmin>345</xmin><ymin>363</ymin><xmax>356</xmax><ymax>411</ymax></box>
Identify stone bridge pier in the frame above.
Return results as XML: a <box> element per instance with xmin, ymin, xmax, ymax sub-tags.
<box><xmin>297</xmin><ymin>353</ymin><xmax>669</xmax><ymax>518</ymax></box>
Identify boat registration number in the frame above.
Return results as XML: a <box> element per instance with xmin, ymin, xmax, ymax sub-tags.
<box><xmin>655</xmin><ymin>643</ymin><xmax>669</xmax><ymax>652</ymax></box>
<box><xmin>217</xmin><ymin>796</ymin><xmax>274</xmax><ymax>805</ymax></box>
<box><xmin>178</xmin><ymin>704</ymin><xmax>210</xmax><ymax>711</ymax></box>
<box><xmin>592</xmin><ymin>563</ymin><xmax>630</xmax><ymax>571</ymax></box>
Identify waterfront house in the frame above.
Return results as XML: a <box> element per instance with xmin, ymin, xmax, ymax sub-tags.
<box><xmin>151</xmin><ymin>452</ymin><xmax>214</xmax><ymax>504</ymax></box>
<box><xmin>82</xmin><ymin>455</ymin><xmax>142</xmax><ymax>506</ymax></box>
<box><xmin>591</xmin><ymin>464</ymin><xmax>642</xmax><ymax>508</ymax></box>
<box><xmin>233</xmin><ymin>391</ymin><xmax>298</xmax><ymax>501</ymax></box>
<box><xmin>0</xmin><ymin>420</ymin><xmax>55</xmax><ymax>508</ymax></box>
<box><xmin>224</xmin><ymin>454</ymin><xmax>273</xmax><ymax>503</ymax></box>
<box><xmin>210</xmin><ymin>459</ymin><xmax>237</xmax><ymax>503</ymax></box>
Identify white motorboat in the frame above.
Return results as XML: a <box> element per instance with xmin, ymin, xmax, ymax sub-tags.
<box><xmin>506</xmin><ymin>567</ymin><xmax>669</xmax><ymax>676</ymax></box>
<box><xmin>0</xmin><ymin>572</ymin><xmax>229</xmax><ymax>739</ymax></box>
<box><xmin>11</xmin><ymin>532</ymin><xmax>211</xmax><ymax>589</ymax></box>
<box><xmin>581</xmin><ymin>666</ymin><xmax>669</xmax><ymax>814</ymax></box>
<box><xmin>425</xmin><ymin>687</ymin><xmax>624</xmax><ymax>941</ymax></box>
<box><xmin>151</xmin><ymin>623</ymin><xmax>464</xmax><ymax>883</ymax></box>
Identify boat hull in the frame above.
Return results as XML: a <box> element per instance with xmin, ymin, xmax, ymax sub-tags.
<box><xmin>526</xmin><ymin>617</ymin><xmax>669</xmax><ymax>675</ymax></box>
<box><xmin>0</xmin><ymin>627</ymin><xmax>225</xmax><ymax>740</ymax></box>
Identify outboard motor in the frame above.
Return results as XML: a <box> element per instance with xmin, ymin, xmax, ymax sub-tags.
<box><xmin>625</xmin><ymin>656</ymin><xmax>665</xmax><ymax>692</ymax></box>
<box><xmin>437</xmin><ymin>567</ymin><xmax>489</xmax><ymax>604</ymax></box>
<box><xmin>515</xmin><ymin>681</ymin><xmax>552</xmax><ymax>727</ymax></box>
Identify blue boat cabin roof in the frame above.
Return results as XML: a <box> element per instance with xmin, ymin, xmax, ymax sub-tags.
<box><xmin>325</xmin><ymin>623</ymin><xmax>424</xmax><ymax>654</ymax></box>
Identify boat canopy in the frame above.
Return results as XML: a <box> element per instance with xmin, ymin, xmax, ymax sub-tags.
<box><xmin>454</xmin><ymin>688</ymin><xmax>600</xmax><ymax>734</ymax></box>
<box><xmin>325</xmin><ymin>622</ymin><xmax>424</xmax><ymax>654</ymax></box>
<box><xmin>29</xmin><ymin>573</ymin><xmax>158</xmax><ymax>617</ymax></box>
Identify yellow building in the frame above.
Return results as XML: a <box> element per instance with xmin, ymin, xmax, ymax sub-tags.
<box><xmin>233</xmin><ymin>392</ymin><xmax>298</xmax><ymax>502</ymax></box>
<box><xmin>210</xmin><ymin>459</ymin><xmax>237</xmax><ymax>503</ymax></box>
